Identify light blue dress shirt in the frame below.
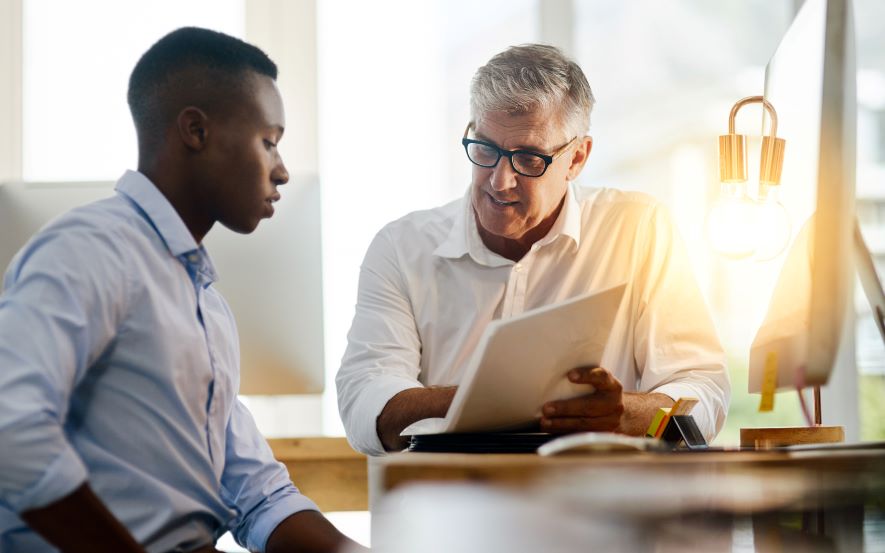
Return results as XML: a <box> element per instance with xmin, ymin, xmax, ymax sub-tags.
<box><xmin>0</xmin><ymin>171</ymin><xmax>318</xmax><ymax>552</ymax></box>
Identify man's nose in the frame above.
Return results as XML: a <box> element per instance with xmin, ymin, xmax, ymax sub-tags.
<box><xmin>489</xmin><ymin>157</ymin><xmax>518</xmax><ymax>192</ymax></box>
<box><xmin>272</xmin><ymin>155</ymin><xmax>289</xmax><ymax>186</ymax></box>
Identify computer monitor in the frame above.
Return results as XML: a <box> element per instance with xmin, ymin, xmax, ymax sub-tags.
<box><xmin>749</xmin><ymin>0</ymin><xmax>857</xmax><ymax>396</ymax></box>
<box><xmin>0</xmin><ymin>175</ymin><xmax>325</xmax><ymax>396</ymax></box>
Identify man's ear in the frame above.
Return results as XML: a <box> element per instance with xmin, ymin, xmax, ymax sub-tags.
<box><xmin>566</xmin><ymin>136</ymin><xmax>593</xmax><ymax>181</ymax></box>
<box><xmin>176</xmin><ymin>107</ymin><xmax>210</xmax><ymax>151</ymax></box>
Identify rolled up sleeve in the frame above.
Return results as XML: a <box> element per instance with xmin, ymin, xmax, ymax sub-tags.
<box><xmin>336</xmin><ymin>229</ymin><xmax>424</xmax><ymax>456</ymax></box>
<box><xmin>632</xmin><ymin>206</ymin><xmax>730</xmax><ymax>442</ymax></box>
<box><xmin>221</xmin><ymin>400</ymin><xmax>319</xmax><ymax>552</ymax></box>
<box><xmin>0</xmin><ymin>228</ymin><xmax>129</xmax><ymax>512</ymax></box>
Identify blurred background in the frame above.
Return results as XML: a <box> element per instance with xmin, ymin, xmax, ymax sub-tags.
<box><xmin>1</xmin><ymin>0</ymin><xmax>883</xmax><ymax>450</ymax></box>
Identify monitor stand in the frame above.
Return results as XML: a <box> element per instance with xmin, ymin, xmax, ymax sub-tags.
<box><xmin>740</xmin><ymin>220</ymin><xmax>882</xmax><ymax>448</ymax></box>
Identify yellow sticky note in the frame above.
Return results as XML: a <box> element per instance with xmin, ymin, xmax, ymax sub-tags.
<box><xmin>646</xmin><ymin>407</ymin><xmax>671</xmax><ymax>438</ymax></box>
<box><xmin>758</xmin><ymin>352</ymin><xmax>777</xmax><ymax>412</ymax></box>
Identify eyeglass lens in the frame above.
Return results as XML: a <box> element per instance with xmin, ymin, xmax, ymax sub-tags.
<box><xmin>465</xmin><ymin>142</ymin><xmax>547</xmax><ymax>177</ymax></box>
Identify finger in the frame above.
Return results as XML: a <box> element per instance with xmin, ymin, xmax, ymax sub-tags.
<box><xmin>540</xmin><ymin>414</ymin><xmax>622</xmax><ymax>433</ymax></box>
<box><xmin>568</xmin><ymin>367</ymin><xmax>622</xmax><ymax>392</ymax></box>
<box><xmin>543</xmin><ymin>396</ymin><xmax>624</xmax><ymax>418</ymax></box>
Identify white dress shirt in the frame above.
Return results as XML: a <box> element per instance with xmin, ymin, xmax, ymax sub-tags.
<box><xmin>0</xmin><ymin>171</ymin><xmax>318</xmax><ymax>552</ymax></box>
<box><xmin>337</xmin><ymin>184</ymin><xmax>730</xmax><ymax>455</ymax></box>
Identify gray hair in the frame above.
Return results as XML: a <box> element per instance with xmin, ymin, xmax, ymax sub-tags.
<box><xmin>470</xmin><ymin>44</ymin><xmax>595</xmax><ymax>139</ymax></box>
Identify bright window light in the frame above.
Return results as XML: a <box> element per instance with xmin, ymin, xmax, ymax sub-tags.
<box><xmin>22</xmin><ymin>0</ymin><xmax>244</xmax><ymax>182</ymax></box>
<box><xmin>317</xmin><ymin>0</ymin><xmax>538</xmax><ymax>434</ymax></box>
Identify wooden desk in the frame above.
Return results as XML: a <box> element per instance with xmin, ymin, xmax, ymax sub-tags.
<box><xmin>370</xmin><ymin>446</ymin><xmax>885</xmax><ymax>552</ymax></box>
<box><xmin>268</xmin><ymin>437</ymin><xmax>367</xmax><ymax>511</ymax></box>
<box><xmin>376</xmin><ymin>447</ymin><xmax>885</xmax><ymax>495</ymax></box>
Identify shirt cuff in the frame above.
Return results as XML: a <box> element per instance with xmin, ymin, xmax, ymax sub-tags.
<box><xmin>247</xmin><ymin>491</ymin><xmax>320</xmax><ymax>553</ymax></box>
<box><xmin>9</xmin><ymin>445</ymin><xmax>88</xmax><ymax>513</ymax></box>
<box><xmin>348</xmin><ymin>375</ymin><xmax>424</xmax><ymax>456</ymax></box>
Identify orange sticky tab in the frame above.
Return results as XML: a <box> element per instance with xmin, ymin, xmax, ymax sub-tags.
<box><xmin>646</xmin><ymin>407</ymin><xmax>671</xmax><ymax>438</ymax></box>
<box><xmin>758</xmin><ymin>352</ymin><xmax>777</xmax><ymax>412</ymax></box>
<box><xmin>670</xmin><ymin>397</ymin><xmax>699</xmax><ymax>416</ymax></box>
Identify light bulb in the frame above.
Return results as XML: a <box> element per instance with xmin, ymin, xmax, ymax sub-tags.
<box><xmin>752</xmin><ymin>183</ymin><xmax>792</xmax><ymax>261</ymax></box>
<box><xmin>706</xmin><ymin>182</ymin><xmax>758</xmax><ymax>259</ymax></box>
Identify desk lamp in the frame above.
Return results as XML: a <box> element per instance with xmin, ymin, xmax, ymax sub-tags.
<box><xmin>714</xmin><ymin>97</ymin><xmax>844</xmax><ymax>448</ymax></box>
<box><xmin>707</xmin><ymin>96</ymin><xmax>791</xmax><ymax>261</ymax></box>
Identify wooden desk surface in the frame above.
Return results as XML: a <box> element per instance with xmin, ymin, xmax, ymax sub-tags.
<box><xmin>370</xmin><ymin>446</ymin><xmax>885</xmax><ymax>551</ymax></box>
<box><xmin>269</xmin><ymin>437</ymin><xmax>367</xmax><ymax>511</ymax></box>
<box><xmin>375</xmin><ymin>446</ymin><xmax>885</xmax><ymax>495</ymax></box>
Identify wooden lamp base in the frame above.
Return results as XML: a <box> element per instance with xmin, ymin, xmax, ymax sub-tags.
<box><xmin>740</xmin><ymin>425</ymin><xmax>845</xmax><ymax>448</ymax></box>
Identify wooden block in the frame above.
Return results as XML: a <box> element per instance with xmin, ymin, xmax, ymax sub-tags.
<box><xmin>670</xmin><ymin>397</ymin><xmax>698</xmax><ymax>416</ymax></box>
<box><xmin>740</xmin><ymin>426</ymin><xmax>845</xmax><ymax>448</ymax></box>
<box><xmin>268</xmin><ymin>437</ymin><xmax>368</xmax><ymax>511</ymax></box>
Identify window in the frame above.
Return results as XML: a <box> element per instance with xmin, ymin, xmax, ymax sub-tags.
<box><xmin>22</xmin><ymin>0</ymin><xmax>244</xmax><ymax>182</ymax></box>
<box><xmin>855</xmin><ymin>0</ymin><xmax>885</xmax><ymax>440</ymax></box>
<box><xmin>317</xmin><ymin>0</ymin><xmax>539</xmax><ymax>433</ymax></box>
<box><xmin>5</xmin><ymin>0</ymin><xmax>882</xmax><ymax>444</ymax></box>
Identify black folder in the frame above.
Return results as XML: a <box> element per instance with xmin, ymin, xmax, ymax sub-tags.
<box><xmin>408</xmin><ymin>432</ymin><xmax>556</xmax><ymax>454</ymax></box>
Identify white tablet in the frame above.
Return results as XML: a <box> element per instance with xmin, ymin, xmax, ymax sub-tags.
<box><xmin>403</xmin><ymin>283</ymin><xmax>627</xmax><ymax>436</ymax></box>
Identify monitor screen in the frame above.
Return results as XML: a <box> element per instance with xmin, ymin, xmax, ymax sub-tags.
<box><xmin>0</xmin><ymin>175</ymin><xmax>326</xmax><ymax>396</ymax></box>
<box><xmin>749</xmin><ymin>0</ymin><xmax>856</xmax><ymax>392</ymax></box>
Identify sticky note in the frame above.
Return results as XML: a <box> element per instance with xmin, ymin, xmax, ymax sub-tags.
<box><xmin>646</xmin><ymin>407</ymin><xmax>671</xmax><ymax>438</ymax></box>
<box><xmin>759</xmin><ymin>351</ymin><xmax>777</xmax><ymax>412</ymax></box>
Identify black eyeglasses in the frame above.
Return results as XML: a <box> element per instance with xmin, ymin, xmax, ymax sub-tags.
<box><xmin>461</xmin><ymin>123</ymin><xmax>578</xmax><ymax>178</ymax></box>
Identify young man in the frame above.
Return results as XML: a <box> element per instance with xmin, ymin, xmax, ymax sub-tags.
<box><xmin>0</xmin><ymin>27</ymin><xmax>359</xmax><ymax>553</ymax></box>
<box><xmin>337</xmin><ymin>44</ymin><xmax>730</xmax><ymax>455</ymax></box>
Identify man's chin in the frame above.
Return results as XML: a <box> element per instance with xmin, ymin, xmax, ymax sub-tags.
<box><xmin>478</xmin><ymin>225</ymin><xmax>531</xmax><ymax>251</ymax></box>
<box><xmin>219</xmin><ymin>218</ymin><xmax>261</xmax><ymax>235</ymax></box>
<box><xmin>478</xmin><ymin>215</ymin><xmax>524</xmax><ymax>239</ymax></box>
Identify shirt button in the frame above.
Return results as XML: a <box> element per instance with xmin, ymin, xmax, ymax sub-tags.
<box><xmin>188</xmin><ymin>254</ymin><xmax>199</xmax><ymax>263</ymax></box>
<box><xmin>514</xmin><ymin>264</ymin><xmax>523</xmax><ymax>272</ymax></box>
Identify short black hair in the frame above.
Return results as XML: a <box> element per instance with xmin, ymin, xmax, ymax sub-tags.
<box><xmin>127</xmin><ymin>27</ymin><xmax>277</xmax><ymax>155</ymax></box>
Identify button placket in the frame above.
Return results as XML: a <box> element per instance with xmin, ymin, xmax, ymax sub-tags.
<box><xmin>194</xmin><ymin>287</ymin><xmax>221</xmax><ymax>469</ymax></box>
<box><xmin>511</xmin><ymin>260</ymin><xmax>530</xmax><ymax>315</ymax></box>
<box><xmin>501</xmin><ymin>264</ymin><xmax>519</xmax><ymax>318</ymax></box>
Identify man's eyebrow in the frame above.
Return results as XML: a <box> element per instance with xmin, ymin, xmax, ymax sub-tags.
<box><xmin>473</xmin><ymin>131</ymin><xmax>547</xmax><ymax>153</ymax></box>
<box><xmin>271</xmin><ymin>124</ymin><xmax>285</xmax><ymax>138</ymax></box>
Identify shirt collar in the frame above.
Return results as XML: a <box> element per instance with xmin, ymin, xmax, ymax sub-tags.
<box><xmin>432</xmin><ymin>192</ymin><xmax>471</xmax><ymax>260</ymax></box>
<box><xmin>433</xmin><ymin>184</ymin><xmax>582</xmax><ymax>266</ymax></box>
<box><xmin>115</xmin><ymin>170</ymin><xmax>218</xmax><ymax>285</ymax></box>
<box><xmin>536</xmin><ymin>183</ymin><xmax>582</xmax><ymax>251</ymax></box>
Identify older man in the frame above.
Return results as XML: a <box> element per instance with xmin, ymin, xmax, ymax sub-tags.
<box><xmin>337</xmin><ymin>44</ymin><xmax>730</xmax><ymax>456</ymax></box>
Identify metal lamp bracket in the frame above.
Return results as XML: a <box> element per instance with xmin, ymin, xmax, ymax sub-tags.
<box><xmin>719</xmin><ymin>96</ymin><xmax>786</xmax><ymax>186</ymax></box>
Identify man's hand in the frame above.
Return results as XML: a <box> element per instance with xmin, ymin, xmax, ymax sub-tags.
<box><xmin>21</xmin><ymin>483</ymin><xmax>147</xmax><ymax>553</ymax></box>
<box><xmin>377</xmin><ymin>386</ymin><xmax>457</xmax><ymax>452</ymax></box>
<box><xmin>540</xmin><ymin>367</ymin><xmax>624</xmax><ymax>433</ymax></box>
<box><xmin>540</xmin><ymin>367</ymin><xmax>675</xmax><ymax>435</ymax></box>
<box><xmin>266</xmin><ymin>510</ymin><xmax>366</xmax><ymax>553</ymax></box>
